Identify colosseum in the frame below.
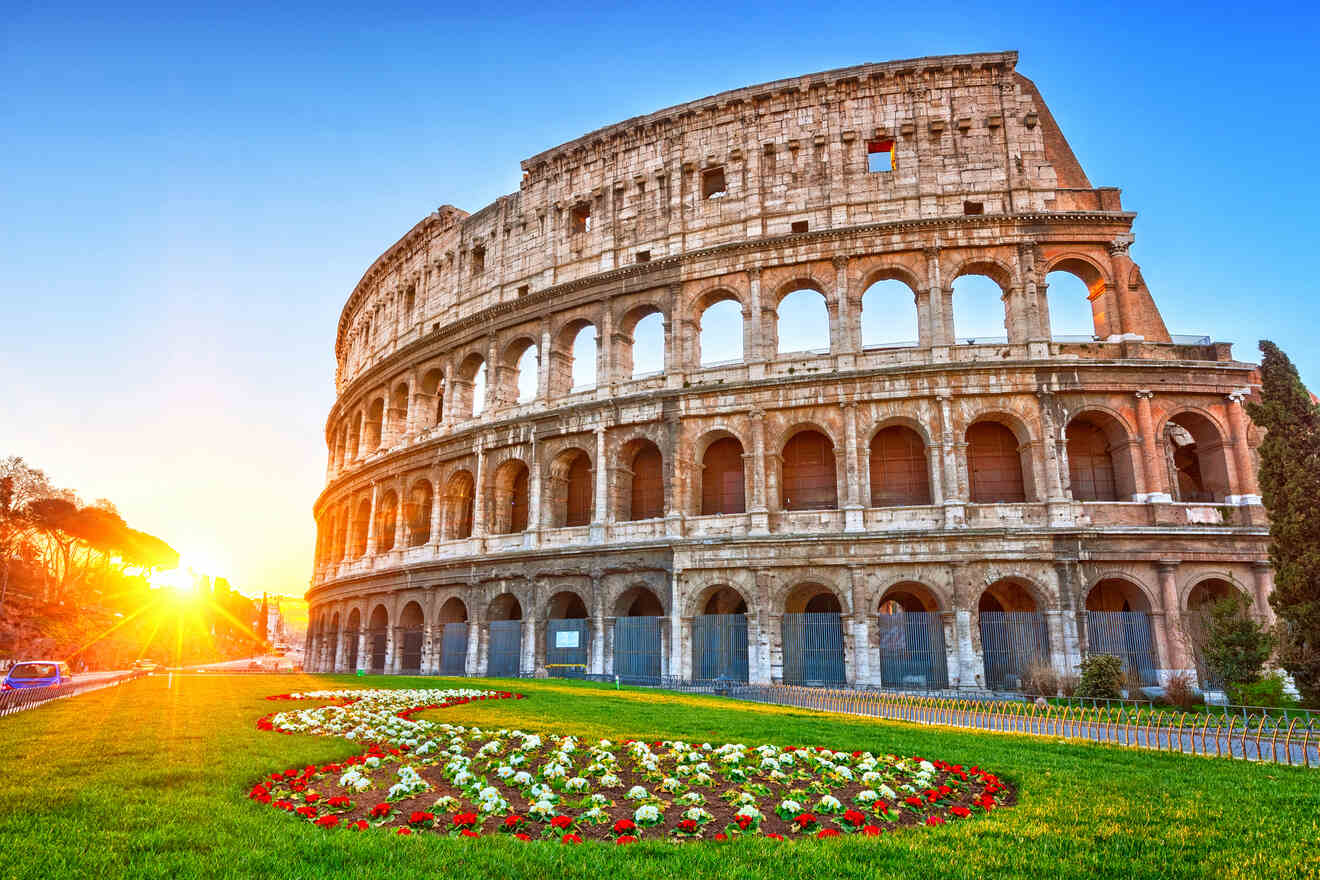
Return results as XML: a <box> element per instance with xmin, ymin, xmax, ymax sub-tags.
<box><xmin>305</xmin><ymin>51</ymin><xmax>1273</xmax><ymax>694</ymax></box>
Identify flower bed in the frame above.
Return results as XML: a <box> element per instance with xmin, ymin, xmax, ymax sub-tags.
<box><xmin>249</xmin><ymin>688</ymin><xmax>1015</xmax><ymax>842</ymax></box>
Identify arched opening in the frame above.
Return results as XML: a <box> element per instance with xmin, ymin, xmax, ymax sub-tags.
<box><xmin>976</xmin><ymin>579</ymin><xmax>1047</xmax><ymax>691</ymax></box>
<box><xmin>967</xmin><ymin>420</ymin><xmax>1028</xmax><ymax>503</ymax></box>
<box><xmin>860</xmin><ymin>278</ymin><xmax>919</xmax><ymax>348</ymax></box>
<box><xmin>326</xmin><ymin>613</ymin><xmax>340</xmax><ymax>672</ymax></box>
<box><xmin>397</xmin><ymin>601</ymin><xmax>424</xmax><ymax>674</ymax></box>
<box><xmin>546</xmin><ymin>448</ymin><xmax>593</xmax><ymax>528</ymax></box>
<box><xmin>335</xmin><ymin>506</ymin><xmax>349</xmax><ymax>561</ymax></box>
<box><xmin>420</xmin><ymin>368</ymin><xmax>445</xmax><ymax>427</ymax></box>
<box><xmin>348</xmin><ymin>412</ymin><xmax>362</xmax><ymax>461</ymax></box>
<box><xmin>545</xmin><ymin>590</ymin><xmax>589</xmax><ymax>677</ymax></box>
<box><xmin>366</xmin><ymin>398</ymin><xmax>385</xmax><ymax>450</ymax></box>
<box><xmin>388</xmin><ymin>382</ymin><xmax>409</xmax><ymax>441</ymax></box>
<box><xmin>345</xmin><ymin>608</ymin><xmax>361</xmax><ymax>671</ymax></box>
<box><xmin>437</xmin><ymin>597</ymin><xmax>468</xmax><ymax>676</ymax></box>
<box><xmin>869</xmin><ymin>426</ymin><xmax>932</xmax><ymax>506</ymax></box>
<box><xmin>375</xmin><ymin>490</ymin><xmax>399</xmax><ymax>552</ymax></box>
<box><xmin>621</xmin><ymin>439</ymin><xmax>664</xmax><ymax>521</ymax></box>
<box><xmin>700</xmin><ymin>436</ymin><xmax>746</xmax><ymax>515</ymax></box>
<box><xmin>1165</xmin><ymin>412</ymin><xmax>1232</xmax><ymax>502</ymax></box>
<box><xmin>952</xmin><ymin>273</ymin><xmax>1009</xmax><ymax>343</ymax></box>
<box><xmin>368</xmin><ymin>605</ymin><xmax>389</xmax><ymax>673</ymax></box>
<box><xmin>693</xmin><ymin>585</ymin><xmax>750</xmax><ymax>682</ymax></box>
<box><xmin>696</xmin><ymin>296</ymin><xmax>743</xmax><ymax>367</ymax></box>
<box><xmin>875</xmin><ymin>582</ymin><xmax>948</xmax><ymax>689</ymax></box>
<box><xmin>1186</xmin><ymin>578</ymin><xmax>1252</xmax><ymax>688</ymax></box>
<box><xmin>405</xmin><ymin>480</ymin><xmax>433</xmax><ymax>547</ymax></box>
<box><xmin>351</xmin><ymin>498</ymin><xmax>371</xmax><ymax>556</ymax></box>
<box><xmin>1045</xmin><ymin>268</ymin><xmax>1101</xmax><ymax>340</ymax></box>
<box><xmin>486</xmin><ymin>593</ymin><xmax>524</xmax><ymax>677</ymax></box>
<box><xmin>781</xmin><ymin>430</ymin><xmax>837</xmax><ymax>511</ymax></box>
<box><xmin>613</xmin><ymin>586</ymin><xmax>665</xmax><ymax>684</ymax></box>
<box><xmin>491</xmin><ymin>460</ymin><xmax>530</xmax><ymax>534</ymax></box>
<box><xmin>618</xmin><ymin>307</ymin><xmax>666</xmax><ymax>379</ymax></box>
<box><xmin>1084</xmin><ymin>578</ymin><xmax>1158</xmax><ymax>686</ymax></box>
<box><xmin>1066</xmin><ymin>412</ymin><xmax>1137</xmax><ymax>501</ymax></box>
<box><xmin>781</xmin><ymin>583</ymin><xmax>846</xmax><ymax>685</ymax></box>
<box><xmin>776</xmin><ymin>287</ymin><xmax>831</xmax><ymax>355</ymax></box>
<box><xmin>442</xmin><ymin>471</ymin><xmax>475</xmax><ymax>540</ymax></box>
<box><xmin>455</xmin><ymin>353</ymin><xmax>487</xmax><ymax>419</ymax></box>
<box><xmin>503</xmin><ymin>338</ymin><xmax>540</xmax><ymax>405</ymax></box>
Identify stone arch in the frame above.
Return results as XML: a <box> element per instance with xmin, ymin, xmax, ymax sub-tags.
<box><xmin>779</xmin><ymin>425</ymin><xmax>838</xmax><ymax>511</ymax></box>
<box><xmin>455</xmin><ymin>352</ymin><xmax>487</xmax><ymax>418</ymax></box>
<box><xmin>1044</xmin><ymin>254</ymin><xmax>1111</xmax><ymax>340</ymax></box>
<box><xmin>613</xmin><ymin>584</ymin><xmax>666</xmax><ymax>618</ymax></box>
<box><xmin>699</xmin><ymin>431</ymin><xmax>746</xmax><ymax>516</ymax></box>
<box><xmin>692</xmin><ymin>584</ymin><xmax>751</xmax><ymax>616</ymax></box>
<box><xmin>692</xmin><ymin>287</ymin><xmax>745</xmax><ymax>367</ymax></box>
<box><xmin>1160</xmin><ymin>409</ymin><xmax>1233</xmax><ymax>502</ymax></box>
<box><xmin>365</xmin><ymin>397</ymin><xmax>385</xmax><ymax>450</ymax></box>
<box><xmin>978</xmin><ymin>576</ymin><xmax>1043</xmax><ymax>613</ymax></box>
<box><xmin>859</xmin><ymin>268</ymin><xmax>921</xmax><ymax>349</ymax></box>
<box><xmin>868</xmin><ymin>423</ymin><xmax>932</xmax><ymax>507</ymax></box>
<box><xmin>876</xmin><ymin>580</ymin><xmax>945</xmax><ymax>613</ymax></box>
<box><xmin>489</xmin><ymin>458</ymin><xmax>531</xmax><ymax>534</ymax></box>
<box><xmin>436</xmin><ymin>596</ymin><xmax>468</xmax><ymax>624</ymax></box>
<box><xmin>345</xmin><ymin>607</ymin><xmax>362</xmax><ymax>671</ymax></box>
<box><xmin>397</xmin><ymin>599</ymin><xmax>425</xmax><ymax>673</ymax></box>
<box><xmin>548</xmin><ymin>317</ymin><xmax>597</xmax><ymax>397</ymax></box>
<box><xmin>544</xmin><ymin>589</ymin><xmax>589</xmax><ymax>619</ymax></box>
<box><xmin>783</xmin><ymin>580</ymin><xmax>847</xmax><ymax>615</ymax></box>
<box><xmin>347</xmin><ymin>411</ymin><xmax>362</xmax><ymax>460</ymax></box>
<box><xmin>1183</xmin><ymin>573</ymin><xmax>1251</xmax><ymax>614</ymax></box>
<box><xmin>367</xmin><ymin>603</ymin><xmax>390</xmax><ymax>673</ymax></box>
<box><xmin>404</xmin><ymin>479</ymin><xmax>433</xmax><ymax>546</ymax></box>
<box><xmin>1183</xmin><ymin>574</ymin><xmax>1254</xmax><ymax>687</ymax></box>
<box><xmin>1065</xmin><ymin>409</ymin><xmax>1137</xmax><ymax>501</ymax></box>
<box><xmin>442</xmin><ymin>469</ymin><xmax>475</xmax><ymax>539</ymax></box>
<box><xmin>420</xmin><ymin>367</ymin><xmax>445</xmax><ymax>427</ymax></box>
<box><xmin>375</xmin><ymin>489</ymin><xmax>399</xmax><ymax>552</ymax></box>
<box><xmin>617</xmin><ymin>437</ymin><xmax>664</xmax><ymax>521</ymax></box>
<box><xmin>487</xmin><ymin>592</ymin><xmax>523</xmax><ymax>620</ymax></box>
<box><xmin>1085</xmin><ymin>576</ymin><xmax>1154</xmax><ymax>613</ymax></box>
<box><xmin>544</xmin><ymin>446</ymin><xmax>594</xmax><ymax>528</ymax></box>
<box><xmin>351</xmin><ymin>496</ymin><xmax>371</xmax><ymax>556</ymax></box>
<box><xmin>500</xmin><ymin>335</ymin><xmax>540</xmax><ymax>406</ymax></box>
<box><xmin>965</xmin><ymin>413</ymin><xmax>1036</xmax><ymax>503</ymax></box>
<box><xmin>950</xmin><ymin>259</ymin><xmax>1014</xmax><ymax>343</ymax></box>
<box><xmin>771</xmin><ymin>277</ymin><xmax>832</xmax><ymax>356</ymax></box>
<box><xmin>388</xmin><ymin>381</ymin><xmax>410</xmax><ymax>441</ymax></box>
<box><xmin>399</xmin><ymin>600</ymin><xmax>424</xmax><ymax>628</ymax></box>
<box><xmin>616</xmin><ymin>303</ymin><xmax>667</xmax><ymax>380</ymax></box>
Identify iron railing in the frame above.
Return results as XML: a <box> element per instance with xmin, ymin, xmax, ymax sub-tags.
<box><xmin>0</xmin><ymin>669</ymin><xmax>148</xmax><ymax>719</ymax></box>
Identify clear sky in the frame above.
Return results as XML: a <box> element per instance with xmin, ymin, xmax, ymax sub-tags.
<box><xmin>3</xmin><ymin>1</ymin><xmax>1317</xmax><ymax>606</ymax></box>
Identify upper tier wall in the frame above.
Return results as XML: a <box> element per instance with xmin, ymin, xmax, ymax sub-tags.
<box><xmin>335</xmin><ymin>51</ymin><xmax>1102</xmax><ymax>390</ymax></box>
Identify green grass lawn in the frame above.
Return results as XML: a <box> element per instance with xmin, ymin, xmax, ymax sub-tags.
<box><xmin>1</xmin><ymin>674</ymin><xmax>1317</xmax><ymax>880</ymax></box>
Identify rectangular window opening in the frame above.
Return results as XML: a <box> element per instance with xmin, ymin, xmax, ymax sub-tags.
<box><xmin>517</xmin><ymin>284</ymin><xmax>530</xmax><ymax>297</ymax></box>
<box><xmin>963</xmin><ymin>201</ymin><xmax>984</xmax><ymax>216</ymax></box>
<box><xmin>701</xmin><ymin>167</ymin><xmax>727</xmax><ymax>199</ymax></box>
<box><xmin>790</xmin><ymin>220</ymin><xmax>809</xmax><ymax>234</ymax></box>
<box><xmin>571</xmin><ymin>203</ymin><xmax>591</xmax><ymax>234</ymax></box>
<box><xmin>866</xmin><ymin>139</ymin><xmax>894</xmax><ymax>173</ymax></box>
<box><xmin>635</xmin><ymin>250</ymin><xmax>651</xmax><ymax>264</ymax></box>
<box><xmin>471</xmin><ymin>246</ymin><xmax>486</xmax><ymax>275</ymax></box>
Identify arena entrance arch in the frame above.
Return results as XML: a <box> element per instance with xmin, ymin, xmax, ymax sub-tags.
<box><xmin>781</xmin><ymin>583</ymin><xmax>846</xmax><ymax>685</ymax></box>
<box><xmin>692</xmin><ymin>586</ymin><xmax>749</xmax><ymax>682</ymax></box>
<box><xmin>486</xmin><ymin>593</ymin><xmax>523</xmax><ymax>677</ymax></box>
<box><xmin>612</xmin><ymin>586</ymin><xmax>665</xmax><ymax>684</ymax></box>
<box><xmin>875</xmin><ymin>583</ymin><xmax>947</xmax><ymax>689</ymax></box>
<box><xmin>368</xmin><ymin>605</ymin><xmax>389</xmax><ymax>673</ymax></box>
<box><xmin>437</xmin><ymin>597</ymin><xmax>469</xmax><ymax>676</ymax></box>
<box><xmin>545</xmin><ymin>591</ymin><xmax>589</xmax><ymax>676</ymax></box>
<box><xmin>398</xmin><ymin>601</ymin><xmax>425</xmax><ymax>674</ymax></box>
<box><xmin>1084</xmin><ymin>579</ymin><xmax>1158</xmax><ymax>686</ymax></box>
<box><xmin>976</xmin><ymin>580</ymin><xmax>1048</xmax><ymax>691</ymax></box>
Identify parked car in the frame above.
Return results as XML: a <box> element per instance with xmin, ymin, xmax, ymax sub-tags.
<box><xmin>132</xmin><ymin>659</ymin><xmax>160</xmax><ymax>672</ymax></box>
<box><xmin>3</xmin><ymin>661</ymin><xmax>74</xmax><ymax>690</ymax></box>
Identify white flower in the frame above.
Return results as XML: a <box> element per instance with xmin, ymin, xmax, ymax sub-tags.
<box><xmin>779</xmin><ymin>799</ymin><xmax>802</xmax><ymax>814</ymax></box>
<box><xmin>678</xmin><ymin>792</ymin><xmax>704</xmax><ymax>805</ymax></box>
<box><xmin>856</xmin><ymin>789</ymin><xmax>878</xmax><ymax>803</ymax></box>
<box><xmin>496</xmin><ymin>765</ymin><xmax>515</xmax><ymax>779</ymax></box>
<box><xmin>565</xmin><ymin>777</ymin><xmax>589</xmax><ymax>792</ymax></box>
<box><xmin>625</xmin><ymin>785</ymin><xmax>649</xmax><ymax>800</ymax></box>
<box><xmin>683</xmin><ymin>807</ymin><xmax>711</xmax><ymax>823</ymax></box>
<box><xmin>861</xmin><ymin>771</ymin><xmax>881</xmax><ymax>785</ymax></box>
<box><xmin>512</xmin><ymin>771</ymin><xmax>533</xmax><ymax>786</ymax></box>
<box><xmin>879</xmin><ymin>784</ymin><xmax>898</xmax><ymax>800</ymax></box>
<box><xmin>599</xmin><ymin>773</ymin><xmax>620</xmax><ymax>787</ymax></box>
<box><xmin>528</xmin><ymin>800</ymin><xmax>555</xmax><ymax>819</ymax></box>
<box><xmin>659</xmin><ymin>777</ymin><xmax>683</xmax><ymax>792</ymax></box>
<box><xmin>816</xmin><ymin>794</ymin><xmax>842</xmax><ymax>811</ymax></box>
<box><xmin>735</xmin><ymin>805</ymin><xmax>762</xmax><ymax>820</ymax></box>
<box><xmin>919</xmin><ymin>760</ymin><xmax>936</xmax><ymax>773</ymax></box>
<box><xmin>589</xmin><ymin>793</ymin><xmax>609</xmax><ymax>805</ymax></box>
<box><xmin>633</xmin><ymin>804</ymin><xmax>660</xmax><ymax>824</ymax></box>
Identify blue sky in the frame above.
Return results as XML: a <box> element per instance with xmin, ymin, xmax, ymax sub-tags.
<box><xmin>2</xmin><ymin>1</ymin><xmax>1317</xmax><ymax>600</ymax></box>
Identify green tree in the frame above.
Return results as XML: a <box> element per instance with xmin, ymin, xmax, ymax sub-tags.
<box><xmin>1201</xmin><ymin>596</ymin><xmax>1276</xmax><ymax>691</ymax></box>
<box><xmin>1245</xmin><ymin>340</ymin><xmax>1320</xmax><ymax>705</ymax></box>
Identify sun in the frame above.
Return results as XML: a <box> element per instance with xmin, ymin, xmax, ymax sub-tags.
<box><xmin>149</xmin><ymin>564</ymin><xmax>205</xmax><ymax>603</ymax></box>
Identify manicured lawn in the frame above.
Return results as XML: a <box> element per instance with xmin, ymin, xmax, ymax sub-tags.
<box><xmin>1</xmin><ymin>674</ymin><xmax>1316</xmax><ymax>879</ymax></box>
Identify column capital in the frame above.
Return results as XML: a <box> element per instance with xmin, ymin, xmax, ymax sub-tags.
<box><xmin>1134</xmin><ymin>389</ymin><xmax>1155</xmax><ymax>400</ymax></box>
<box><xmin>745</xmin><ymin>265</ymin><xmax>762</xmax><ymax>283</ymax></box>
<box><xmin>1227</xmin><ymin>388</ymin><xmax>1250</xmax><ymax>403</ymax></box>
<box><xmin>748</xmin><ymin>407</ymin><xmax>765</xmax><ymax>421</ymax></box>
<box><xmin>1250</xmin><ymin>559</ymin><xmax>1273</xmax><ymax>572</ymax></box>
<box><xmin>1155</xmin><ymin>560</ymin><xmax>1181</xmax><ymax>574</ymax></box>
<box><xmin>1108</xmin><ymin>235</ymin><xmax>1134</xmax><ymax>257</ymax></box>
<box><xmin>831</xmin><ymin>255</ymin><xmax>849</xmax><ymax>272</ymax></box>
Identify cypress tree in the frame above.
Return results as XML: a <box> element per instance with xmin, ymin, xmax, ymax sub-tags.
<box><xmin>1245</xmin><ymin>340</ymin><xmax>1320</xmax><ymax>705</ymax></box>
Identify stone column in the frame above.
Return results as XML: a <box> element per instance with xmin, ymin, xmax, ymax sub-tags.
<box><xmin>428</xmin><ymin>471</ymin><xmax>444</xmax><ymax>544</ymax></box>
<box><xmin>849</xmin><ymin>566</ymin><xmax>871</xmax><ymax>684</ymax></box>
<box><xmin>364</xmin><ymin>483</ymin><xmax>380</xmax><ymax>555</ymax></box>
<box><xmin>590</xmin><ymin>578</ymin><xmax>605</xmax><ymax>675</ymax></box>
<box><xmin>937</xmin><ymin>392</ymin><xmax>965</xmax><ymax>526</ymax></box>
<box><xmin>392</xmin><ymin>490</ymin><xmax>406</xmax><ymax>552</ymax></box>
<box><xmin>842</xmin><ymin>402</ymin><xmax>864</xmax><ymax>531</ymax></box>
<box><xmin>832</xmin><ymin>256</ymin><xmax>856</xmax><ymax>367</ymax></box>
<box><xmin>1226</xmin><ymin>391</ymin><xmax>1261</xmax><ymax>504</ymax></box>
<box><xmin>952</xmin><ymin>563</ymin><xmax>982</xmax><ymax>689</ymax></box>
<box><xmin>748</xmin><ymin>408</ymin><xmax>769</xmax><ymax>534</ymax></box>
<box><xmin>465</xmin><ymin>619</ymin><xmax>481</xmax><ymax>676</ymax></box>
<box><xmin>420</xmin><ymin>623</ymin><xmax>435</xmax><ymax>674</ymax></box>
<box><xmin>1251</xmin><ymin>562</ymin><xmax>1276</xmax><ymax>625</ymax></box>
<box><xmin>527</xmin><ymin>431</ymin><xmax>542</xmax><ymax>544</ymax></box>
<box><xmin>1157</xmin><ymin>561</ymin><xmax>1189</xmax><ymax>673</ymax></box>
<box><xmin>471</xmin><ymin>443</ymin><xmax>487</xmax><ymax>538</ymax></box>
<box><xmin>1037</xmin><ymin>389</ymin><xmax>1072</xmax><ymax>526</ymax></box>
<box><xmin>591</xmin><ymin>426</ymin><xmax>608</xmax><ymax>543</ymax></box>
<box><xmin>746</xmin><ymin>268</ymin><xmax>766</xmax><ymax>378</ymax></box>
<box><xmin>355</xmin><ymin>628</ymin><xmax>368</xmax><ymax>673</ymax></box>
<box><xmin>668</xmin><ymin>569</ymin><xmax>683</xmax><ymax>679</ymax></box>
<box><xmin>1135</xmin><ymin>391</ymin><xmax>1171</xmax><ymax>502</ymax></box>
<box><xmin>596</xmin><ymin>303</ymin><xmax>614</xmax><ymax>396</ymax></box>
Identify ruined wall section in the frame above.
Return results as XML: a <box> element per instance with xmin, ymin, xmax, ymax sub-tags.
<box><xmin>335</xmin><ymin>51</ymin><xmax>1104</xmax><ymax>391</ymax></box>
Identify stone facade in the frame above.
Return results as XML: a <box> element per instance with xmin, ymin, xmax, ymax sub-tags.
<box><xmin>304</xmin><ymin>52</ymin><xmax>1271</xmax><ymax>692</ymax></box>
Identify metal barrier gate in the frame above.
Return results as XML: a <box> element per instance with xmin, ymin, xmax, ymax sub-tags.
<box><xmin>781</xmin><ymin>612</ymin><xmax>846</xmax><ymax>685</ymax></box>
<box><xmin>613</xmin><ymin>616</ymin><xmax>663</xmax><ymax>683</ymax></box>
<box><xmin>978</xmin><ymin>611</ymin><xmax>1048</xmax><ymax>691</ymax></box>
<box><xmin>400</xmin><ymin>629</ymin><xmax>424</xmax><ymax>674</ymax></box>
<box><xmin>487</xmin><ymin>620</ymin><xmax>522</xmax><ymax>677</ymax></box>
<box><xmin>440</xmin><ymin>622</ymin><xmax>468</xmax><ymax>675</ymax></box>
<box><xmin>875</xmin><ymin>610</ymin><xmax>948</xmax><ymax>689</ymax></box>
<box><xmin>692</xmin><ymin>613</ymin><xmax>749</xmax><ymax>681</ymax></box>
<box><xmin>369</xmin><ymin>629</ymin><xmax>387</xmax><ymax>672</ymax></box>
<box><xmin>1085</xmin><ymin>611</ymin><xmax>1159</xmax><ymax>686</ymax></box>
<box><xmin>546</xmin><ymin>619</ymin><xmax>589</xmax><ymax>675</ymax></box>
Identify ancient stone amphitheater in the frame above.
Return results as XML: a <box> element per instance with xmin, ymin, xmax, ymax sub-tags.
<box><xmin>305</xmin><ymin>51</ymin><xmax>1272</xmax><ymax>693</ymax></box>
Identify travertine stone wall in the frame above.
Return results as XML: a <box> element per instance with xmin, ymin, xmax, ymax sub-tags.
<box><xmin>305</xmin><ymin>53</ymin><xmax>1269</xmax><ymax>693</ymax></box>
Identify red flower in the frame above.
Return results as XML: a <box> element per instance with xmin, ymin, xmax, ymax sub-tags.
<box><xmin>514</xmin><ymin>832</ymin><xmax>531</xmax><ymax>841</ymax></box>
<box><xmin>678</xmin><ymin>819</ymin><xmax>698</xmax><ymax>833</ymax></box>
<box><xmin>904</xmin><ymin>796</ymin><xmax>924</xmax><ymax>808</ymax></box>
<box><xmin>873</xmin><ymin>800</ymin><xmax>889</xmax><ymax>814</ymax></box>
<box><xmin>950</xmin><ymin>806</ymin><xmax>971</xmax><ymax>818</ymax></box>
<box><xmin>459</xmin><ymin>829</ymin><xmax>479</xmax><ymax>837</ymax></box>
<box><xmin>713</xmin><ymin>832</ymin><xmax>728</xmax><ymax>842</ymax></box>
<box><xmin>452</xmin><ymin>813</ymin><xmax>478</xmax><ymax>828</ymax></box>
<box><xmin>616</xmin><ymin>835</ymin><xmax>637</xmax><ymax>845</ymax></box>
<box><xmin>314</xmin><ymin>815</ymin><xmax>339</xmax><ymax>828</ymax></box>
<box><xmin>248</xmin><ymin>784</ymin><xmax>269</xmax><ymax>800</ymax></box>
<box><xmin>370</xmin><ymin>803</ymin><xmax>392</xmax><ymax>818</ymax></box>
<box><xmin>396</xmin><ymin>827</ymin><xmax>412</xmax><ymax>836</ymax></box>
<box><xmin>734</xmin><ymin>815</ymin><xmax>752</xmax><ymax>830</ymax></box>
<box><xmin>296</xmin><ymin>805</ymin><xmax>317</xmax><ymax>818</ymax></box>
<box><xmin>504</xmin><ymin>815</ymin><xmax>524</xmax><ymax>828</ymax></box>
<box><xmin>273</xmin><ymin>800</ymin><xmax>294</xmax><ymax>811</ymax></box>
<box><xmin>861</xmin><ymin>825</ymin><xmax>882</xmax><ymax>836</ymax></box>
<box><xmin>349</xmin><ymin>820</ymin><xmax>368</xmax><ymax>831</ymax></box>
<box><xmin>550</xmin><ymin>815</ymin><xmax>573</xmax><ymax>829</ymax></box>
<box><xmin>926</xmin><ymin>815</ymin><xmax>945</xmax><ymax>826</ymax></box>
<box><xmin>327</xmin><ymin>796</ymin><xmax>350</xmax><ymax>808</ymax></box>
<box><xmin>938</xmin><ymin>785</ymin><xmax>953</xmax><ymax>797</ymax></box>
<box><xmin>794</xmin><ymin>813</ymin><xmax>818</xmax><ymax>827</ymax></box>
<box><xmin>561</xmin><ymin>833</ymin><xmax>582</xmax><ymax>844</ymax></box>
<box><xmin>816</xmin><ymin>828</ymin><xmax>840</xmax><ymax>839</ymax></box>
<box><xmin>613</xmin><ymin>819</ymin><xmax>636</xmax><ymax>834</ymax></box>
<box><xmin>842</xmin><ymin>809</ymin><xmax>865</xmax><ymax>826</ymax></box>
<box><xmin>408</xmin><ymin>811</ymin><xmax>434</xmax><ymax>825</ymax></box>
<box><xmin>765</xmin><ymin>832</ymin><xmax>785</xmax><ymax>841</ymax></box>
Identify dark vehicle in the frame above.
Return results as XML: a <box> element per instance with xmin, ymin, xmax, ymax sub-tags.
<box><xmin>3</xmin><ymin>661</ymin><xmax>74</xmax><ymax>690</ymax></box>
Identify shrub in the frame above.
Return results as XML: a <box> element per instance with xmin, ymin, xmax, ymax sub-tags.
<box><xmin>1226</xmin><ymin>671</ymin><xmax>1300</xmax><ymax>709</ymax></box>
<box><xmin>1075</xmin><ymin>654</ymin><xmax>1124</xmax><ymax>700</ymax></box>
<box><xmin>1163</xmin><ymin>672</ymin><xmax>1196</xmax><ymax>710</ymax></box>
<box><xmin>1201</xmin><ymin>596</ymin><xmax>1276</xmax><ymax>688</ymax></box>
<box><xmin>1023</xmin><ymin>660</ymin><xmax>1058</xmax><ymax>696</ymax></box>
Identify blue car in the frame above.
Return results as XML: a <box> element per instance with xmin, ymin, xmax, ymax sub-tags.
<box><xmin>2</xmin><ymin>661</ymin><xmax>74</xmax><ymax>690</ymax></box>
